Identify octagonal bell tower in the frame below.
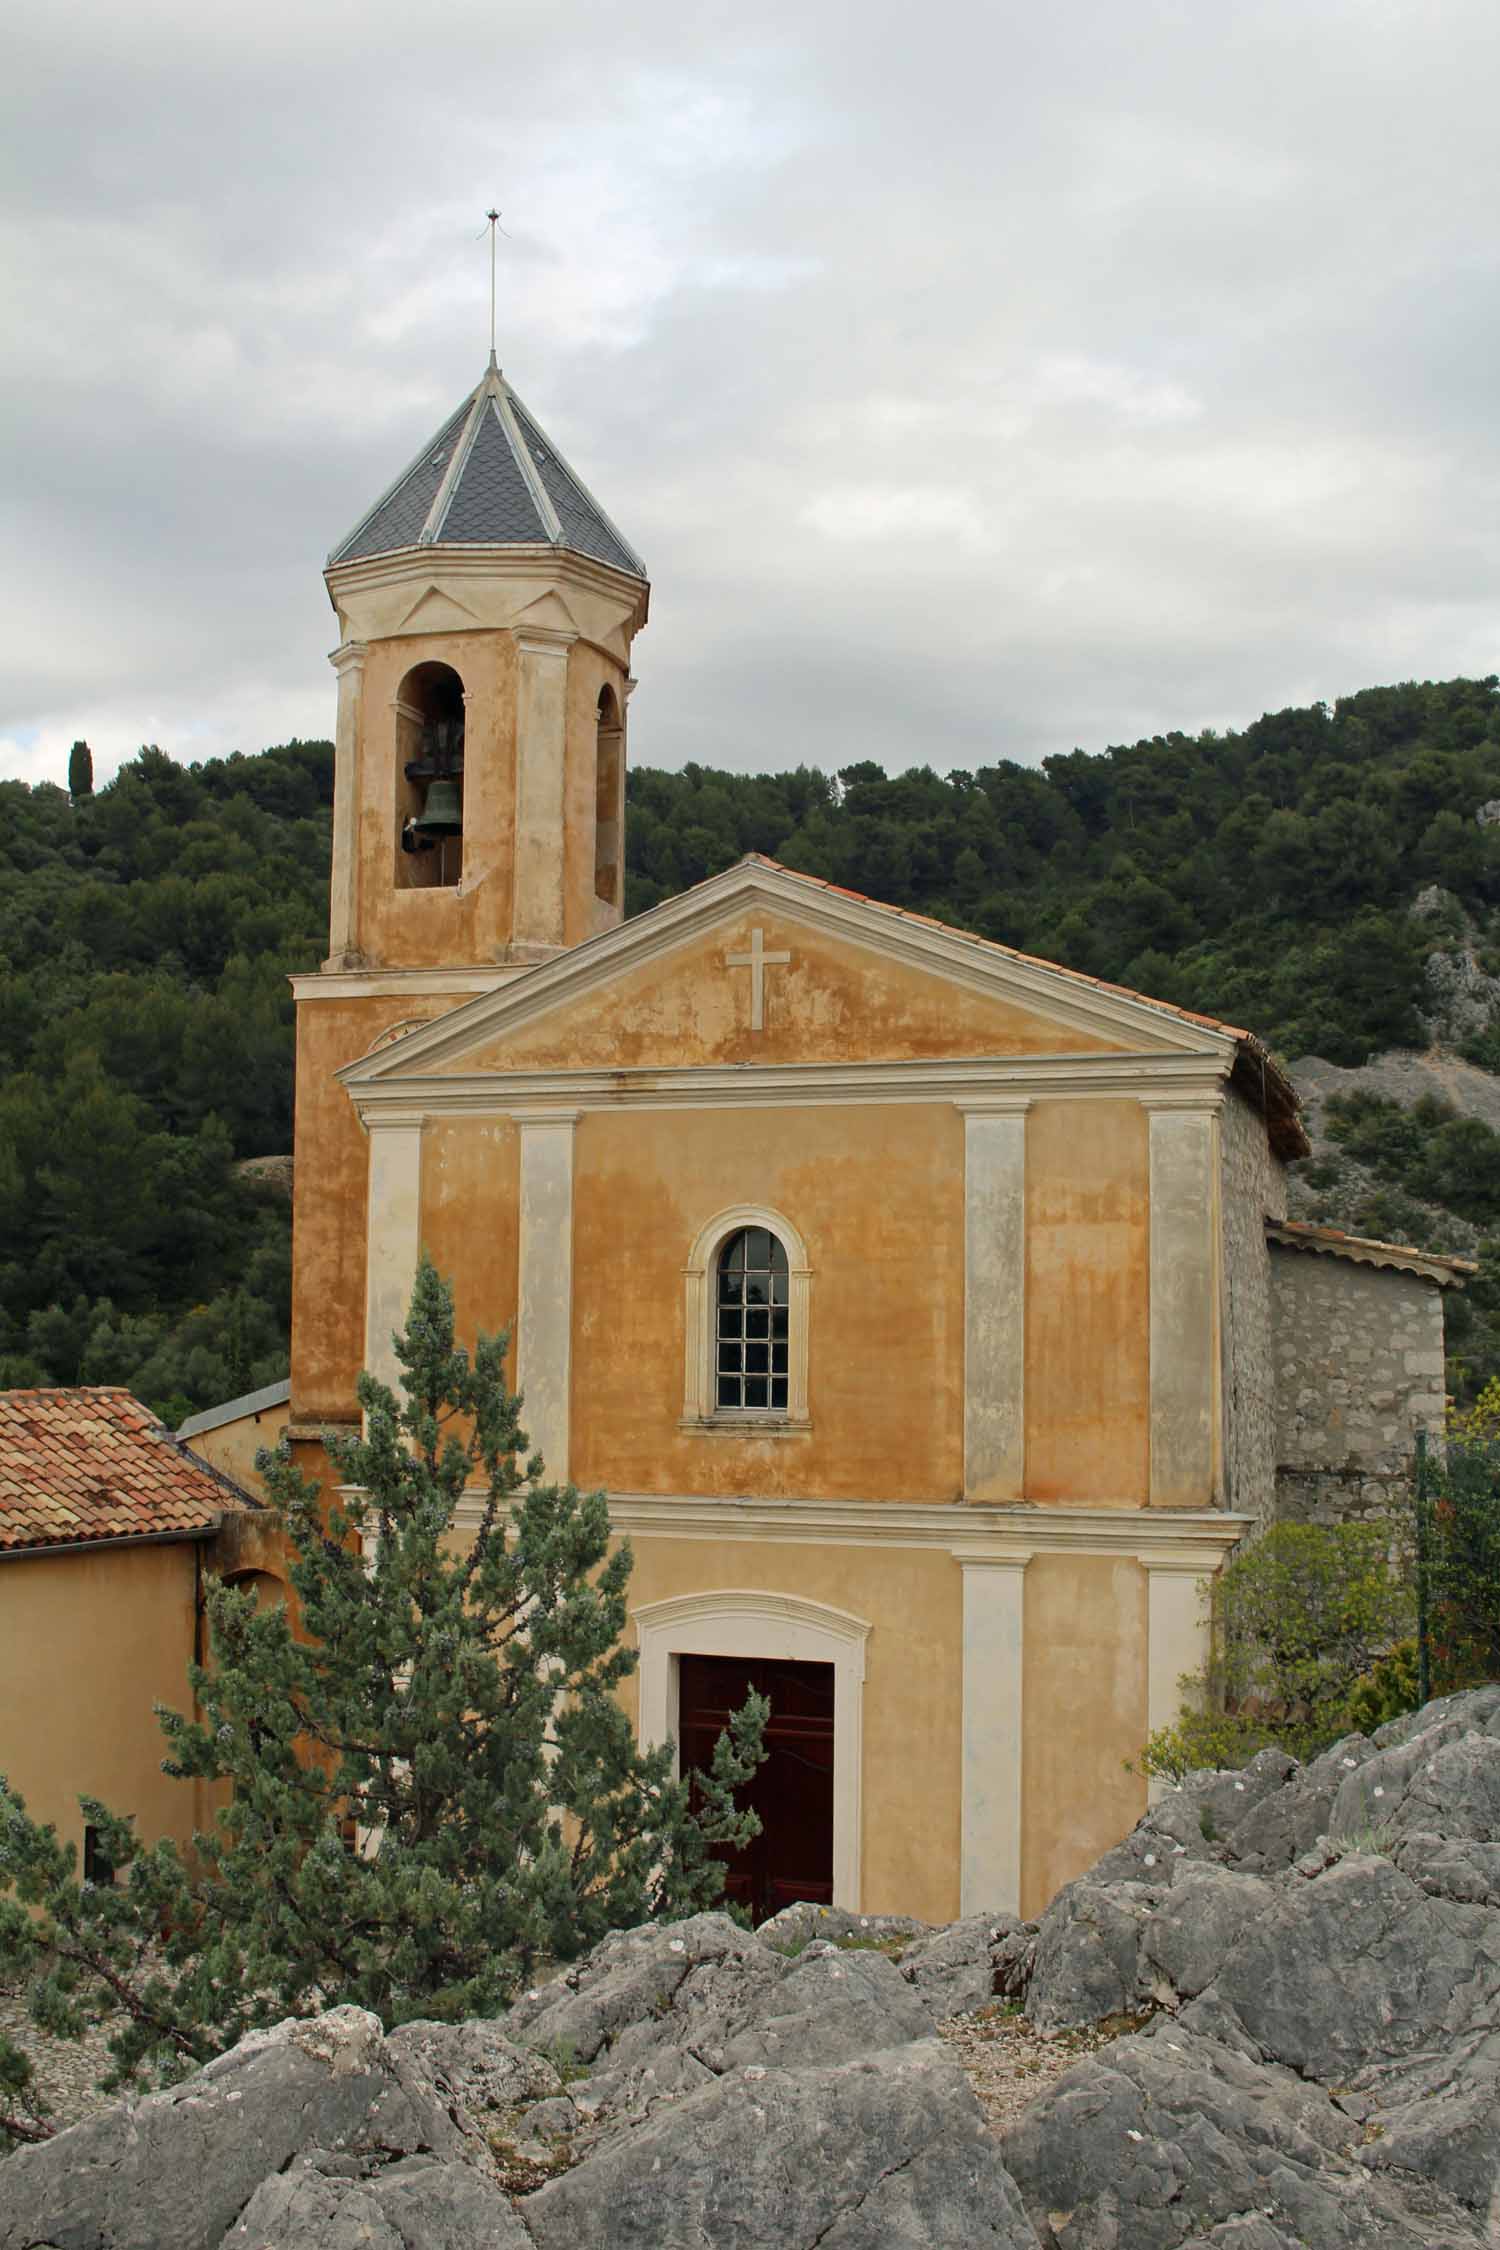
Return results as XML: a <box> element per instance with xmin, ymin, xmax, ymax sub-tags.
<box><xmin>321</xmin><ymin>353</ymin><xmax>649</xmax><ymax>971</ymax></box>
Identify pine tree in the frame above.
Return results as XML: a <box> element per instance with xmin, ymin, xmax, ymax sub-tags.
<box><xmin>66</xmin><ymin>740</ymin><xmax>92</xmax><ymax>799</ymax></box>
<box><xmin>0</xmin><ymin>1258</ymin><xmax>767</xmax><ymax>2143</ymax></box>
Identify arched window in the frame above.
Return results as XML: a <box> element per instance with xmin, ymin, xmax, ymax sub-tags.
<box><xmin>594</xmin><ymin>684</ymin><xmax>623</xmax><ymax>907</ymax></box>
<box><xmin>715</xmin><ymin>1227</ymin><xmax>789</xmax><ymax>1411</ymax></box>
<box><xmin>682</xmin><ymin>1206</ymin><xmax>811</xmax><ymax>1428</ymax></box>
<box><xmin>394</xmin><ymin>660</ymin><xmax>465</xmax><ymax>890</ymax></box>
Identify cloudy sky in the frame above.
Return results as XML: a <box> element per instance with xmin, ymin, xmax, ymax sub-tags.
<box><xmin>4</xmin><ymin>0</ymin><xmax>1499</xmax><ymax>789</ymax></box>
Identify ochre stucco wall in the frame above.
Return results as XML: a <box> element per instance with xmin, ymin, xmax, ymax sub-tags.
<box><xmin>1021</xmin><ymin>1552</ymin><xmax>1148</xmax><ymax>1915</ymax></box>
<box><xmin>1024</xmin><ymin>1099</ymin><xmax>1150</xmax><ymax>1505</ymax></box>
<box><xmin>347</xmin><ymin>631</ymin><xmax>629</xmax><ymax>972</ymax></box>
<box><xmin>457</xmin><ymin>913</ymin><xmax>1132</xmax><ymax>1075</ymax></box>
<box><xmin>355</xmin><ymin>630</ymin><xmax>518</xmax><ymax>971</ymax></box>
<box><xmin>291</xmin><ymin>991</ymin><xmax>464</xmax><ymax>1418</ymax></box>
<box><xmin>618</xmin><ymin>1533</ymin><xmax>964</xmax><ymax>1924</ymax></box>
<box><xmin>0</xmin><ymin>1542</ymin><xmax>210</xmax><ymax>1861</ymax></box>
<box><xmin>568</xmin><ymin>1104</ymin><xmax>965</xmax><ymax>1502</ymax></box>
<box><xmin>184</xmin><ymin>1401</ymin><xmax>289</xmax><ymax>1495</ymax></box>
<box><xmin>421</xmin><ymin>1117</ymin><xmax>521</xmax><ymax>1372</ymax></box>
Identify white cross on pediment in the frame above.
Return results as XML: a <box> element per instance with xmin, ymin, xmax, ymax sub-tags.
<box><xmin>725</xmin><ymin>926</ymin><xmax>791</xmax><ymax>1031</ymax></box>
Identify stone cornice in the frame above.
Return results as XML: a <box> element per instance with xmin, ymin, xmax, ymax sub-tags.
<box><xmin>344</xmin><ymin>1051</ymin><xmax>1234</xmax><ymax>1123</ymax></box>
<box><xmin>290</xmin><ymin>966</ymin><xmax>517</xmax><ymax>1003</ymax></box>
<box><xmin>441</xmin><ymin>1488</ymin><xmax>1252</xmax><ymax>1564</ymax></box>
<box><xmin>323</xmin><ymin>542</ymin><xmax>649</xmax><ymax>635</ymax></box>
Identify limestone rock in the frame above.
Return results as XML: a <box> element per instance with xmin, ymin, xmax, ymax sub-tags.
<box><xmin>0</xmin><ymin>2007</ymin><xmax>468</xmax><ymax>2250</ymax></box>
<box><xmin>522</xmin><ymin>2039</ymin><xmax>1040</xmax><ymax>2249</ymax></box>
<box><xmin>898</xmin><ymin>1912</ymin><xmax>1020</xmax><ymax>2018</ymax></box>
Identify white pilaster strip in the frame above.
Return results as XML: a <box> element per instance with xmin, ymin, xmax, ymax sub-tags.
<box><xmin>364</xmin><ymin>1112</ymin><xmax>425</xmax><ymax>1400</ymax></box>
<box><xmin>517</xmin><ymin>1110</ymin><xmax>580</xmax><ymax>1480</ymax></box>
<box><xmin>325</xmin><ymin>641</ymin><xmax>367</xmax><ymax>968</ymax></box>
<box><xmin>959</xmin><ymin>1101</ymin><xmax>1029</xmax><ymax>1500</ymax></box>
<box><xmin>513</xmin><ymin>627</ymin><xmax>576</xmax><ymax>951</ymax></box>
<box><xmin>1141</xmin><ymin>1551</ymin><xmax>1214</xmax><ymax>1802</ymax></box>
<box><xmin>1144</xmin><ymin>1101</ymin><xmax>1221</xmax><ymax>1508</ymax></box>
<box><xmin>956</xmin><ymin>1551</ymin><xmax>1030</xmax><ymax>1914</ymax></box>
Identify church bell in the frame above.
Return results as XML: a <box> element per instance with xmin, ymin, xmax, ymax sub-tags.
<box><xmin>409</xmin><ymin>776</ymin><xmax>463</xmax><ymax>836</ymax></box>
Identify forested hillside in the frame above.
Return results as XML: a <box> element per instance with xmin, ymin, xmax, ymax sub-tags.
<box><xmin>0</xmin><ymin>744</ymin><xmax>331</xmax><ymax>1423</ymax></box>
<box><xmin>3</xmin><ymin>676</ymin><xmax>1498</xmax><ymax>1422</ymax></box>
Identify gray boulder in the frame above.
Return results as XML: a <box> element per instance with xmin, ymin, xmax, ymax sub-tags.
<box><xmin>1025</xmin><ymin>1879</ymin><xmax>1161</xmax><ymax>2032</ymax></box>
<box><xmin>1194</xmin><ymin>1854</ymin><xmax>1500</xmax><ymax>2083</ymax></box>
<box><xmin>227</xmin><ymin>2150</ymin><xmax>529</xmax><ymax>2249</ymax></box>
<box><xmin>0</xmin><ymin>2007</ymin><xmax>471</xmax><ymax>2250</ymax></box>
<box><xmin>898</xmin><ymin>1913</ymin><xmax>1020</xmax><ymax>2018</ymax></box>
<box><xmin>522</xmin><ymin>2039</ymin><xmax>1040</xmax><ymax>2249</ymax></box>
<box><xmin>1140</xmin><ymin>1868</ymin><xmax>1275</xmax><ymax>2006</ymax></box>
<box><xmin>1000</xmin><ymin>2018</ymin><xmax>1487</xmax><ymax>2248</ymax></box>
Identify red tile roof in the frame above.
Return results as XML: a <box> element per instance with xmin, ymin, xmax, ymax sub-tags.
<box><xmin>1266</xmin><ymin>1218</ymin><xmax>1476</xmax><ymax>1288</ymax></box>
<box><xmin>0</xmin><ymin>1389</ymin><xmax>256</xmax><ymax>1555</ymax></box>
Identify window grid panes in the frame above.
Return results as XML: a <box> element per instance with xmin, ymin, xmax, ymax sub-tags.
<box><xmin>716</xmin><ymin>1227</ymin><xmax>789</xmax><ymax>1411</ymax></box>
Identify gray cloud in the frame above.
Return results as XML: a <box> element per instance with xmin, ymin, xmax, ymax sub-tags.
<box><xmin>3</xmin><ymin>0</ymin><xmax>1498</xmax><ymax>787</ymax></box>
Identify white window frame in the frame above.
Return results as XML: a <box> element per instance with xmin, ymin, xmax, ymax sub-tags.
<box><xmin>681</xmin><ymin>1203</ymin><xmax>811</xmax><ymax>1431</ymax></box>
<box><xmin>632</xmin><ymin>1588</ymin><xmax>869</xmax><ymax>1908</ymax></box>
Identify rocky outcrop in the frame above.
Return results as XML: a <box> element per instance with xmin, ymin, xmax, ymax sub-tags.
<box><xmin>4</xmin><ymin>1692</ymin><xmax>1499</xmax><ymax>2248</ymax></box>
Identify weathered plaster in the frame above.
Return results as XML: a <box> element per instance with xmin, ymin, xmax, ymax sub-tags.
<box><xmin>1024</xmin><ymin>1098</ymin><xmax>1150</xmax><ymax>1505</ymax></box>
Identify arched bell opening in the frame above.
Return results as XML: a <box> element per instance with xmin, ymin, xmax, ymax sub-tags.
<box><xmin>394</xmin><ymin>661</ymin><xmax>466</xmax><ymax>890</ymax></box>
<box><xmin>594</xmin><ymin>683</ymin><xmax>623</xmax><ymax>906</ymax></box>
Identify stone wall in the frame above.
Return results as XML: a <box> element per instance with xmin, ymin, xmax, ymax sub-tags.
<box><xmin>1219</xmin><ymin>1089</ymin><xmax>1285</xmax><ymax>1524</ymax></box>
<box><xmin>1270</xmin><ymin>1244</ymin><xmax>1446</xmax><ymax>1526</ymax></box>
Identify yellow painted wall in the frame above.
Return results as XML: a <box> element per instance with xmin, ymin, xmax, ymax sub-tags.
<box><xmin>619</xmin><ymin>1533</ymin><xmax>964</xmax><ymax>1924</ymax></box>
<box><xmin>348</xmin><ymin>632</ymin><xmax>629</xmax><ymax>971</ymax></box>
<box><xmin>569</xmin><ymin>1104</ymin><xmax>965</xmax><ymax>1501</ymax></box>
<box><xmin>184</xmin><ymin>1400</ymin><xmax>289</xmax><ymax>1495</ymax></box>
<box><xmin>355</xmin><ymin>631</ymin><xmax>518</xmax><ymax>971</ymax></box>
<box><xmin>421</xmin><ymin>1117</ymin><xmax>521</xmax><ymax>1369</ymax></box>
<box><xmin>1021</xmin><ymin>1553</ymin><xmax>1148</xmax><ymax>1915</ymax></box>
<box><xmin>1025</xmin><ymin>1099</ymin><xmax>1150</xmax><ymax>1505</ymax></box>
<box><xmin>291</xmin><ymin>991</ymin><xmax>461</xmax><ymax>1418</ymax></box>
<box><xmin>459</xmin><ymin>912</ymin><xmax>1131</xmax><ymax>1074</ymax></box>
<box><xmin>0</xmin><ymin>1543</ymin><xmax>209</xmax><ymax>1861</ymax></box>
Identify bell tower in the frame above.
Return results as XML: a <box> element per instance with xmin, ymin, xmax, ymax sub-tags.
<box><xmin>320</xmin><ymin>354</ymin><xmax>649</xmax><ymax>970</ymax></box>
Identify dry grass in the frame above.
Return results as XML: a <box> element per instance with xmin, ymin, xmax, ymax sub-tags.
<box><xmin>938</xmin><ymin>2001</ymin><xmax>1147</xmax><ymax>2135</ymax></box>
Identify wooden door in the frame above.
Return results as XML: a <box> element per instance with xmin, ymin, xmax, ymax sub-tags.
<box><xmin>677</xmin><ymin>1654</ymin><xmax>835</xmax><ymax>1927</ymax></box>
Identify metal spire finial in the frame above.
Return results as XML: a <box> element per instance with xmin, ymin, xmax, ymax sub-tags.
<box><xmin>484</xmin><ymin>208</ymin><xmax>501</xmax><ymax>367</ymax></box>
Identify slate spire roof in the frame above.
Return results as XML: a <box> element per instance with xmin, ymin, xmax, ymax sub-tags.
<box><xmin>328</xmin><ymin>355</ymin><xmax>646</xmax><ymax>580</ymax></box>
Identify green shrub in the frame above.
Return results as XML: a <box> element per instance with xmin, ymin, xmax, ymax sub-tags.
<box><xmin>1135</xmin><ymin>1522</ymin><xmax>1414</xmax><ymax>1781</ymax></box>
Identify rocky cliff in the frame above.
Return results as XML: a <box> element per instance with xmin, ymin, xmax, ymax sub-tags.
<box><xmin>3</xmin><ymin>1689</ymin><xmax>1499</xmax><ymax>2249</ymax></box>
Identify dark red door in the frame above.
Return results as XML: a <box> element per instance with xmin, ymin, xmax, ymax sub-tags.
<box><xmin>678</xmin><ymin>1654</ymin><xmax>835</xmax><ymax>1926</ymax></box>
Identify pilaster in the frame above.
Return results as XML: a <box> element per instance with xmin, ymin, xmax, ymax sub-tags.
<box><xmin>513</xmin><ymin>627</ymin><xmax>576</xmax><ymax>952</ymax></box>
<box><xmin>1144</xmin><ymin>1098</ymin><xmax>1222</xmax><ymax>1507</ymax></box>
<box><xmin>363</xmin><ymin>1111</ymin><xmax>424</xmax><ymax>1397</ymax></box>
<box><xmin>1140</xmin><ymin>1550</ymin><xmax>1214</xmax><ymax>1801</ymax></box>
<box><xmin>958</xmin><ymin>1100</ymin><xmax>1029</xmax><ymax>1500</ymax></box>
<box><xmin>325</xmin><ymin>641</ymin><xmax>367</xmax><ymax>969</ymax></box>
<box><xmin>955</xmin><ymin>1550</ymin><xmax>1030</xmax><ymax>1914</ymax></box>
<box><xmin>517</xmin><ymin>1110</ymin><xmax>579</xmax><ymax>1479</ymax></box>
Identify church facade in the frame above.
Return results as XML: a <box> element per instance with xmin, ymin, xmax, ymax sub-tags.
<box><xmin>287</xmin><ymin>354</ymin><xmax>1464</xmax><ymax>1923</ymax></box>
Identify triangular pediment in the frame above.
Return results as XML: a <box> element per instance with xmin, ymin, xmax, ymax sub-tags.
<box><xmin>512</xmin><ymin>589</ymin><xmax>580</xmax><ymax>637</ymax></box>
<box><xmin>395</xmin><ymin>583</ymin><xmax>483</xmax><ymax>634</ymax></box>
<box><xmin>341</xmin><ymin>861</ymin><xmax>1235</xmax><ymax>1093</ymax></box>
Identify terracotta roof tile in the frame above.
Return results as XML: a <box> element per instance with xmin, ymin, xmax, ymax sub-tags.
<box><xmin>0</xmin><ymin>1389</ymin><xmax>258</xmax><ymax>1555</ymax></box>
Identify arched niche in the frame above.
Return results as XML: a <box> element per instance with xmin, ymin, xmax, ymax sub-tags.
<box><xmin>394</xmin><ymin>660</ymin><xmax>466</xmax><ymax>890</ymax></box>
<box><xmin>594</xmin><ymin>684</ymin><xmax>623</xmax><ymax>906</ymax></box>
